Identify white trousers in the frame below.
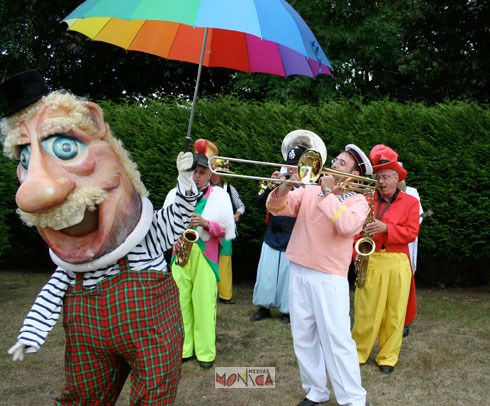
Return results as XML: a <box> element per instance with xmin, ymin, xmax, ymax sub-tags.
<box><xmin>289</xmin><ymin>262</ymin><xmax>366</xmax><ymax>406</ymax></box>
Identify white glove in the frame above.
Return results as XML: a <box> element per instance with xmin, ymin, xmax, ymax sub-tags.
<box><xmin>177</xmin><ymin>152</ymin><xmax>194</xmax><ymax>191</ymax></box>
<box><xmin>8</xmin><ymin>342</ymin><xmax>26</xmax><ymax>361</ymax></box>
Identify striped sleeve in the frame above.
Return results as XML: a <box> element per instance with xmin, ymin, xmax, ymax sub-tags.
<box><xmin>154</xmin><ymin>183</ymin><xmax>198</xmax><ymax>251</ymax></box>
<box><xmin>16</xmin><ymin>269</ymin><xmax>74</xmax><ymax>352</ymax></box>
<box><xmin>230</xmin><ymin>184</ymin><xmax>246</xmax><ymax>214</ymax></box>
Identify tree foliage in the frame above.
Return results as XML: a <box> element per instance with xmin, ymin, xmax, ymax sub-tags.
<box><xmin>0</xmin><ymin>0</ymin><xmax>488</xmax><ymax>105</ymax></box>
<box><xmin>234</xmin><ymin>0</ymin><xmax>490</xmax><ymax>103</ymax></box>
<box><xmin>1</xmin><ymin>97</ymin><xmax>488</xmax><ymax>286</ymax></box>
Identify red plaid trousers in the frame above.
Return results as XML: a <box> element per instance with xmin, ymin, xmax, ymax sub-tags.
<box><xmin>56</xmin><ymin>258</ymin><xmax>183</xmax><ymax>405</ymax></box>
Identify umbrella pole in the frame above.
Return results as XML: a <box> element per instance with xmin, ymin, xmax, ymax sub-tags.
<box><xmin>184</xmin><ymin>28</ymin><xmax>209</xmax><ymax>152</ymax></box>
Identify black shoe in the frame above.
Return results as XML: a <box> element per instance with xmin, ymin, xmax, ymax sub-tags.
<box><xmin>403</xmin><ymin>326</ymin><xmax>410</xmax><ymax>337</ymax></box>
<box><xmin>280</xmin><ymin>313</ymin><xmax>290</xmax><ymax>324</ymax></box>
<box><xmin>182</xmin><ymin>356</ymin><xmax>194</xmax><ymax>363</ymax></box>
<box><xmin>199</xmin><ymin>360</ymin><xmax>214</xmax><ymax>369</ymax></box>
<box><xmin>296</xmin><ymin>398</ymin><xmax>319</xmax><ymax>406</ymax></box>
<box><xmin>378</xmin><ymin>365</ymin><xmax>395</xmax><ymax>374</ymax></box>
<box><xmin>251</xmin><ymin>307</ymin><xmax>271</xmax><ymax>321</ymax></box>
<box><xmin>219</xmin><ymin>298</ymin><xmax>235</xmax><ymax>304</ymax></box>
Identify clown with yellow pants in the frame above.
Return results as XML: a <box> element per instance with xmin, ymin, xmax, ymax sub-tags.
<box><xmin>352</xmin><ymin>144</ymin><xmax>420</xmax><ymax>374</ymax></box>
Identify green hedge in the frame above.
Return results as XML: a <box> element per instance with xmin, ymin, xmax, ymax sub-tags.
<box><xmin>1</xmin><ymin>97</ymin><xmax>489</xmax><ymax>286</ymax></box>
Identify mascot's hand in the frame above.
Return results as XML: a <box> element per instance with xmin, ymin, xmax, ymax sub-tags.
<box><xmin>8</xmin><ymin>342</ymin><xmax>26</xmax><ymax>361</ymax></box>
<box><xmin>177</xmin><ymin>152</ymin><xmax>194</xmax><ymax>191</ymax></box>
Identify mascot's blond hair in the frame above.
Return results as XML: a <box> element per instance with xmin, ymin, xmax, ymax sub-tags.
<box><xmin>0</xmin><ymin>90</ymin><xmax>148</xmax><ymax>197</ymax></box>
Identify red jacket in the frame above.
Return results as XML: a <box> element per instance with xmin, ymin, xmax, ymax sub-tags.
<box><xmin>368</xmin><ymin>190</ymin><xmax>420</xmax><ymax>256</ymax></box>
<box><xmin>355</xmin><ymin>189</ymin><xmax>420</xmax><ymax>326</ymax></box>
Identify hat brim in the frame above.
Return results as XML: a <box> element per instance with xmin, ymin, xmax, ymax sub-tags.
<box><xmin>214</xmin><ymin>168</ymin><xmax>235</xmax><ymax>174</ymax></box>
<box><xmin>373</xmin><ymin>162</ymin><xmax>407</xmax><ymax>181</ymax></box>
<box><xmin>195</xmin><ymin>153</ymin><xmax>210</xmax><ymax>168</ymax></box>
<box><xmin>3</xmin><ymin>94</ymin><xmax>46</xmax><ymax>117</ymax></box>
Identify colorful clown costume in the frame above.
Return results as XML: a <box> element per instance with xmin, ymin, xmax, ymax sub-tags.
<box><xmin>352</xmin><ymin>190</ymin><xmax>420</xmax><ymax>367</ymax></box>
<box><xmin>14</xmin><ymin>192</ymin><xmax>197</xmax><ymax>404</ymax></box>
<box><xmin>165</xmin><ymin>184</ymin><xmax>235</xmax><ymax>364</ymax></box>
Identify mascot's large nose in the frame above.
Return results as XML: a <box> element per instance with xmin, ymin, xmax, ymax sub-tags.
<box><xmin>16</xmin><ymin>153</ymin><xmax>75</xmax><ymax>213</ymax></box>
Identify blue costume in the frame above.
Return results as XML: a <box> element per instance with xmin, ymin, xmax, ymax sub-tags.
<box><xmin>252</xmin><ymin>187</ymin><xmax>296</xmax><ymax>316</ymax></box>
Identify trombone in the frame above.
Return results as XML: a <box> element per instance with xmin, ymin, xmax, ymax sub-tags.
<box><xmin>208</xmin><ymin>149</ymin><xmax>378</xmax><ymax>195</ymax></box>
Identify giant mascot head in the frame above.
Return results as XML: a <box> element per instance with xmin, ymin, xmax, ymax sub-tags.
<box><xmin>0</xmin><ymin>70</ymin><xmax>148</xmax><ymax>266</ymax></box>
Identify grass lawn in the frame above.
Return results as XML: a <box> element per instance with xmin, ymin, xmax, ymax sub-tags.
<box><xmin>0</xmin><ymin>271</ymin><xmax>488</xmax><ymax>406</ymax></box>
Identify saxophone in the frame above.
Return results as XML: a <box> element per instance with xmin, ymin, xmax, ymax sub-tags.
<box><xmin>175</xmin><ymin>229</ymin><xmax>199</xmax><ymax>267</ymax></box>
<box><xmin>354</xmin><ymin>191</ymin><xmax>376</xmax><ymax>288</ymax></box>
<box><xmin>257</xmin><ymin>180</ymin><xmax>274</xmax><ymax>195</ymax></box>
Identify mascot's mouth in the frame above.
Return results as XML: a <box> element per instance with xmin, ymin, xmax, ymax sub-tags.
<box><xmin>62</xmin><ymin>208</ymin><xmax>99</xmax><ymax>237</ymax></box>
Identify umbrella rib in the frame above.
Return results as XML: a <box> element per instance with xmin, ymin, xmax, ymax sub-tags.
<box><xmin>126</xmin><ymin>19</ymin><xmax>147</xmax><ymax>51</ymax></box>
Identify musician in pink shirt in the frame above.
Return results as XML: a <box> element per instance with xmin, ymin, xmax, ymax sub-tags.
<box><xmin>267</xmin><ymin>133</ymin><xmax>371</xmax><ymax>406</ymax></box>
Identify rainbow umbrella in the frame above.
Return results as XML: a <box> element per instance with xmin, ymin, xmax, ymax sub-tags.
<box><xmin>63</xmin><ymin>0</ymin><xmax>333</xmax><ymax>147</ymax></box>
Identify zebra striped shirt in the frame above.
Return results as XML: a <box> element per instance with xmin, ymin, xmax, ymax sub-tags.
<box><xmin>17</xmin><ymin>184</ymin><xmax>197</xmax><ymax>352</ymax></box>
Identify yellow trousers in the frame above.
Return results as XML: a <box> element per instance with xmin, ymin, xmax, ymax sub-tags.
<box><xmin>352</xmin><ymin>252</ymin><xmax>411</xmax><ymax>367</ymax></box>
<box><xmin>218</xmin><ymin>255</ymin><xmax>233</xmax><ymax>300</ymax></box>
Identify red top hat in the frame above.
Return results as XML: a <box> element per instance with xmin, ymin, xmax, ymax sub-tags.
<box><xmin>369</xmin><ymin>144</ymin><xmax>407</xmax><ymax>181</ymax></box>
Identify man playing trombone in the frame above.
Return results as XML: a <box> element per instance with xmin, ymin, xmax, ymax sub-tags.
<box><xmin>267</xmin><ymin>132</ymin><xmax>371</xmax><ymax>406</ymax></box>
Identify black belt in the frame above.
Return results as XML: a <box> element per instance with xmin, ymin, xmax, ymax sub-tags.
<box><xmin>270</xmin><ymin>223</ymin><xmax>294</xmax><ymax>233</ymax></box>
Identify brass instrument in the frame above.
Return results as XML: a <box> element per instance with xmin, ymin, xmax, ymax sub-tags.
<box><xmin>298</xmin><ymin>149</ymin><xmax>378</xmax><ymax>194</ymax></box>
<box><xmin>353</xmin><ymin>191</ymin><xmax>376</xmax><ymax>288</ymax></box>
<box><xmin>175</xmin><ymin>229</ymin><xmax>199</xmax><ymax>267</ymax></box>
<box><xmin>208</xmin><ymin>150</ymin><xmax>378</xmax><ymax>194</ymax></box>
<box><xmin>257</xmin><ymin>180</ymin><xmax>274</xmax><ymax>195</ymax></box>
<box><xmin>209</xmin><ymin>128</ymin><xmax>328</xmax><ymax>187</ymax></box>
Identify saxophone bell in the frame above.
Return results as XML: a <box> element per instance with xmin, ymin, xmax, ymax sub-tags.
<box><xmin>354</xmin><ymin>193</ymin><xmax>376</xmax><ymax>288</ymax></box>
<box><xmin>354</xmin><ymin>236</ymin><xmax>376</xmax><ymax>257</ymax></box>
<box><xmin>354</xmin><ymin>236</ymin><xmax>375</xmax><ymax>289</ymax></box>
<box><xmin>175</xmin><ymin>229</ymin><xmax>199</xmax><ymax>267</ymax></box>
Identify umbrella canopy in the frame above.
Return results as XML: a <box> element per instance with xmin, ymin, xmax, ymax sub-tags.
<box><xmin>63</xmin><ymin>0</ymin><xmax>333</xmax><ymax>146</ymax></box>
<box><xmin>64</xmin><ymin>0</ymin><xmax>332</xmax><ymax>77</ymax></box>
<box><xmin>64</xmin><ymin>18</ymin><xmax>332</xmax><ymax>78</ymax></box>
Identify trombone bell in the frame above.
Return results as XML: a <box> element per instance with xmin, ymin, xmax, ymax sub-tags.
<box><xmin>297</xmin><ymin>149</ymin><xmax>378</xmax><ymax>194</ymax></box>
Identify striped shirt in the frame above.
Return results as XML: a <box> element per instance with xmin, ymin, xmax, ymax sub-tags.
<box><xmin>227</xmin><ymin>183</ymin><xmax>246</xmax><ymax>215</ymax></box>
<box><xmin>17</xmin><ymin>184</ymin><xmax>197</xmax><ymax>352</ymax></box>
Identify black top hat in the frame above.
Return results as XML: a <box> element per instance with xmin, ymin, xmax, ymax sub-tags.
<box><xmin>0</xmin><ymin>70</ymin><xmax>50</xmax><ymax>117</ymax></box>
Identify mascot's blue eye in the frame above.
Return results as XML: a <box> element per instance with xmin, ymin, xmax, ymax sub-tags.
<box><xmin>42</xmin><ymin>135</ymin><xmax>85</xmax><ymax>161</ymax></box>
<box><xmin>19</xmin><ymin>146</ymin><xmax>31</xmax><ymax>169</ymax></box>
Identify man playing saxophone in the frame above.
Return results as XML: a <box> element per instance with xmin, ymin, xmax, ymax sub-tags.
<box><xmin>352</xmin><ymin>145</ymin><xmax>420</xmax><ymax>375</ymax></box>
<box><xmin>267</xmin><ymin>135</ymin><xmax>372</xmax><ymax>406</ymax></box>
<box><xmin>164</xmin><ymin>138</ymin><xmax>236</xmax><ymax>369</ymax></box>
